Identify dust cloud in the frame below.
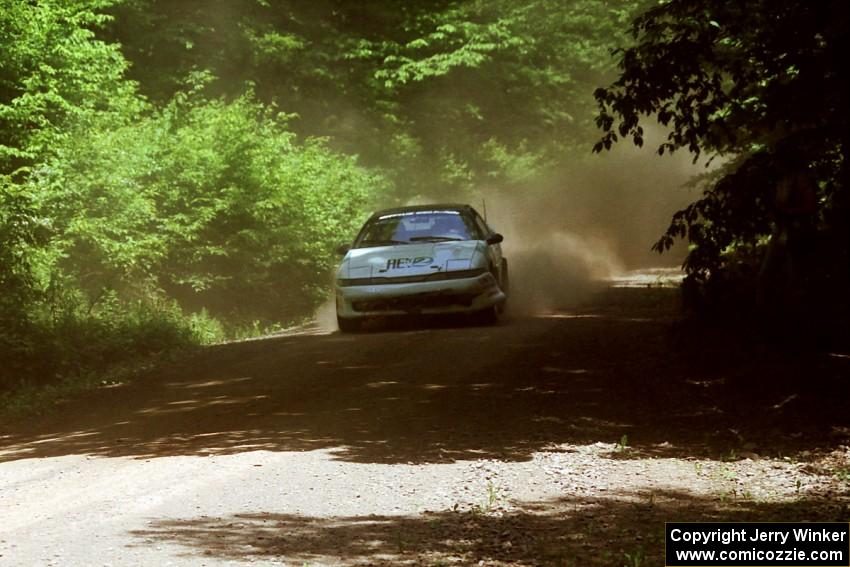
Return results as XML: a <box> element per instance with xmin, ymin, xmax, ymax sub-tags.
<box><xmin>314</xmin><ymin>296</ymin><xmax>338</xmax><ymax>333</ymax></box>
<box><xmin>478</xmin><ymin>141</ymin><xmax>704</xmax><ymax>314</ymax></box>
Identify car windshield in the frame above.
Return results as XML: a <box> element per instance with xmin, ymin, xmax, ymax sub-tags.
<box><xmin>355</xmin><ymin>210</ymin><xmax>480</xmax><ymax>247</ymax></box>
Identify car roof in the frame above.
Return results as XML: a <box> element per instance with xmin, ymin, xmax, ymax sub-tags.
<box><xmin>369</xmin><ymin>204</ymin><xmax>477</xmax><ymax>219</ymax></box>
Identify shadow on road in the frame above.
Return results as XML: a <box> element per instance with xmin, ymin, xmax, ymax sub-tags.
<box><xmin>2</xmin><ymin>287</ymin><xmax>848</xmax><ymax>464</ymax></box>
<box><xmin>129</xmin><ymin>489</ymin><xmax>848</xmax><ymax>566</ymax></box>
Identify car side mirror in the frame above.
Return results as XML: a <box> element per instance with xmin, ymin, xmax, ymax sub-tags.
<box><xmin>486</xmin><ymin>233</ymin><xmax>503</xmax><ymax>245</ymax></box>
<box><xmin>336</xmin><ymin>243</ymin><xmax>352</xmax><ymax>255</ymax></box>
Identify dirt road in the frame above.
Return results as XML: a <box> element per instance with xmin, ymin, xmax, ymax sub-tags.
<box><xmin>2</xmin><ymin>286</ymin><xmax>849</xmax><ymax>566</ymax></box>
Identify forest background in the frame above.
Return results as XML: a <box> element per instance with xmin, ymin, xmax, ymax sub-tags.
<box><xmin>1</xmin><ymin>0</ymin><xmax>846</xmax><ymax>397</ymax></box>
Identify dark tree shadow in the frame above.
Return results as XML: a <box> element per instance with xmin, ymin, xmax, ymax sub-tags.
<box><xmin>129</xmin><ymin>489</ymin><xmax>850</xmax><ymax>566</ymax></box>
<box><xmin>1</xmin><ymin>287</ymin><xmax>848</xmax><ymax>464</ymax></box>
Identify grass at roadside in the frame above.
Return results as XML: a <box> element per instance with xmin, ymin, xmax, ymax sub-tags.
<box><xmin>1</xmin><ymin>310</ymin><xmax>202</xmax><ymax>422</ymax></box>
<box><xmin>0</xmin><ymin>297</ymin><xmax>297</xmax><ymax>422</ymax></box>
<box><xmin>0</xmin><ymin>305</ymin><xmax>312</xmax><ymax>423</ymax></box>
<box><xmin>0</xmin><ymin>353</ymin><xmax>171</xmax><ymax>422</ymax></box>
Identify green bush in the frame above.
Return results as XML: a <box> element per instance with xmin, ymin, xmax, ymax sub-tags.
<box><xmin>4</xmin><ymin>1</ymin><xmax>404</xmax><ymax>402</ymax></box>
<box><xmin>29</xmin><ymin>86</ymin><xmax>383</xmax><ymax>324</ymax></box>
<box><xmin>3</xmin><ymin>80</ymin><xmax>387</xmax><ymax>396</ymax></box>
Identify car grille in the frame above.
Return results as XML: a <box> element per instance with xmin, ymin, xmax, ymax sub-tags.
<box><xmin>352</xmin><ymin>291</ymin><xmax>478</xmax><ymax>312</ymax></box>
<box><xmin>338</xmin><ymin>268</ymin><xmax>485</xmax><ymax>287</ymax></box>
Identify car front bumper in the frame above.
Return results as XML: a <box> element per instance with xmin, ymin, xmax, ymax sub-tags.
<box><xmin>336</xmin><ymin>272</ymin><xmax>506</xmax><ymax>318</ymax></box>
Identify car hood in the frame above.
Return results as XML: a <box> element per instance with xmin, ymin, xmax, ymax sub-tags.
<box><xmin>340</xmin><ymin>240</ymin><xmax>485</xmax><ymax>279</ymax></box>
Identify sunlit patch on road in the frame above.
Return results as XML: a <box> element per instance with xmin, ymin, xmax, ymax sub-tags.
<box><xmin>607</xmin><ymin>267</ymin><xmax>684</xmax><ymax>288</ymax></box>
<box><xmin>166</xmin><ymin>376</ymin><xmax>254</xmax><ymax>389</ymax></box>
<box><xmin>534</xmin><ymin>313</ymin><xmax>601</xmax><ymax>319</ymax></box>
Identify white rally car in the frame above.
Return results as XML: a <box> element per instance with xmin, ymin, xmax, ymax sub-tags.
<box><xmin>335</xmin><ymin>204</ymin><xmax>509</xmax><ymax>332</ymax></box>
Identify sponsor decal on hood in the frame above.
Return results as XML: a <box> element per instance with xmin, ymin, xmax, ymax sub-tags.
<box><xmin>345</xmin><ymin>241</ymin><xmax>483</xmax><ymax>278</ymax></box>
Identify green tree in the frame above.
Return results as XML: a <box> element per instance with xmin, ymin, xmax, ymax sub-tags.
<box><xmin>593</xmin><ymin>0</ymin><xmax>848</xmax><ymax>328</ymax></box>
<box><xmin>0</xmin><ymin>0</ymin><xmax>141</xmax><ymax>174</ymax></box>
<box><xmin>1</xmin><ymin>1</ymin><xmax>389</xmax><ymax>393</ymax></box>
<box><xmin>103</xmin><ymin>0</ymin><xmax>641</xmax><ymax>198</ymax></box>
<box><xmin>31</xmin><ymin>84</ymin><xmax>383</xmax><ymax>322</ymax></box>
<box><xmin>360</xmin><ymin>0</ymin><xmax>640</xmax><ymax>196</ymax></box>
<box><xmin>1</xmin><ymin>0</ymin><xmax>148</xmax><ymax>389</ymax></box>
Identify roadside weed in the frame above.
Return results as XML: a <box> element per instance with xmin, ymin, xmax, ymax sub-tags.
<box><xmin>477</xmin><ymin>480</ymin><xmax>500</xmax><ymax>513</ymax></box>
<box><xmin>622</xmin><ymin>546</ymin><xmax>645</xmax><ymax>567</ymax></box>
<box><xmin>645</xmin><ymin>491</ymin><xmax>656</xmax><ymax>508</ymax></box>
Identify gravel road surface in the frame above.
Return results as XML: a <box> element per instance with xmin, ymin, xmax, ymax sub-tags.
<box><xmin>2</xmin><ymin>286</ymin><xmax>848</xmax><ymax>566</ymax></box>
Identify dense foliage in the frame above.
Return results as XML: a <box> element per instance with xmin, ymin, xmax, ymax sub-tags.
<box><xmin>2</xmin><ymin>0</ymin><xmax>642</xmax><ymax>392</ymax></box>
<box><xmin>104</xmin><ymin>0</ymin><xmax>637</xmax><ymax>195</ymax></box>
<box><xmin>0</xmin><ymin>1</ymin><xmax>383</xmax><ymax>391</ymax></box>
<box><xmin>32</xmin><ymin>85</ymin><xmax>378</xmax><ymax>318</ymax></box>
<box><xmin>594</xmin><ymin>0</ymin><xmax>848</xmax><ymax>333</ymax></box>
